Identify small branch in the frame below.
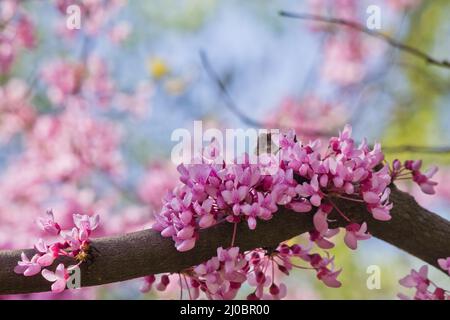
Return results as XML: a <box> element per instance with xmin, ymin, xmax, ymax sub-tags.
<box><xmin>0</xmin><ymin>185</ymin><xmax>448</xmax><ymax>295</ymax></box>
<box><xmin>199</xmin><ymin>53</ymin><xmax>450</xmax><ymax>154</ymax></box>
<box><xmin>279</xmin><ymin>11</ymin><xmax>450</xmax><ymax>70</ymax></box>
<box><xmin>200</xmin><ymin>50</ymin><xmax>263</xmax><ymax>127</ymax></box>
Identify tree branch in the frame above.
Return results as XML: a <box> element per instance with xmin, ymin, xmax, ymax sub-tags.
<box><xmin>279</xmin><ymin>11</ymin><xmax>450</xmax><ymax>70</ymax></box>
<box><xmin>0</xmin><ymin>185</ymin><xmax>449</xmax><ymax>295</ymax></box>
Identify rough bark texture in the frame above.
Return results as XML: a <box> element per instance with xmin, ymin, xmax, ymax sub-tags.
<box><xmin>0</xmin><ymin>185</ymin><xmax>449</xmax><ymax>295</ymax></box>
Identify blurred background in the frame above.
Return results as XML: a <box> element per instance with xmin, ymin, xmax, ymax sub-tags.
<box><xmin>0</xmin><ymin>0</ymin><xmax>449</xmax><ymax>299</ymax></box>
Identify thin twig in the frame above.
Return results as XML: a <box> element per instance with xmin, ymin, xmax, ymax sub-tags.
<box><xmin>199</xmin><ymin>50</ymin><xmax>335</xmax><ymax>137</ymax></box>
<box><xmin>279</xmin><ymin>11</ymin><xmax>450</xmax><ymax>70</ymax></box>
<box><xmin>199</xmin><ymin>50</ymin><xmax>263</xmax><ymax>127</ymax></box>
<box><xmin>199</xmin><ymin>40</ymin><xmax>450</xmax><ymax>154</ymax></box>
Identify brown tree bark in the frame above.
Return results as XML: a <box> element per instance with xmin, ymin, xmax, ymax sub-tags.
<box><xmin>0</xmin><ymin>185</ymin><xmax>449</xmax><ymax>295</ymax></box>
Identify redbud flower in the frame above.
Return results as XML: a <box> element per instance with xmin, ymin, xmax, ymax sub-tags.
<box><xmin>317</xmin><ymin>268</ymin><xmax>342</xmax><ymax>288</ymax></box>
<box><xmin>37</xmin><ymin>210</ymin><xmax>61</xmax><ymax>236</ymax></box>
<box><xmin>16</xmin><ymin>211</ymin><xmax>100</xmax><ymax>294</ymax></box>
<box><xmin>437</xmin><ymin>257</ymin><xmax>450</xmax><ymax>275</ymax></box>
<box><xmin>14</xmin><ymin>253</ymin><xmax>42</xmax><ymax>276</ymax></box>
<box><xmin>156</xmin><ymin>274</ymin><xmax>170</xmax><ymax>291</ymax></box>
<box><xmin>398</xmin><ymin>265</ymin><xmax>448</xmax><ymax>300</ymax></box>
<box><xmin>41</xmin><ymin>264</ymin><xmax>72</xmax><ymax>293</ymax></box>
<box><xmin>413</xmin><ymin>166</ymin><xmax>438</xmax><ymax>195</ymax></box>
<box><xmin>344</xmin><ymin>222</ymin><xmax>371</xmax><ymax>250</ymax></box>
<box><xmin>37</xmin><ymin>242</ymin><xmax>64</xmax><ymax>267</ymax></box>
<box><xmin>310</xmin><ymin>228</ymin><xmax>339</xmax><ymax>249</ymax></box>
<box><xmin>73</xmin><ymin>213</ymin><xmax>99</xmax><ymax>241</ymax></box>
<box><xmin>269</xmin><ymin>283</ymin><xmax>287</xmax><ymax>299</ymax></box>
<box><xmin>399</xmin><ymin>265</ymin><xmax>430</xmax><ymax>293</ymax></box>
<box><xmin>140</xmin><ymin>275</ymin><xmax>156</xmax><ymax>293</ymax></box>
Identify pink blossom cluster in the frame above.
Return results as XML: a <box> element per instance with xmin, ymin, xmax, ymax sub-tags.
<box><xmin>142</xmin><ymin>243</ymin><xmax>342</xmax><ymax>300</ymax></box>
<box><xmin>391</xmin><ymin>159</ymin><xmax>438</xmax><ymax>195</ymax></box>
<box><xmin>0</xmin><ymin>78</ymin><xmax>36</xmax><ymax>143</ymax></box>
<box><xmin>40</xmin><ymin>54</ymin><xmax>153</xmax><ymax>116</ymax></box>
<box><xmin>14</xmin><ymin>210</ymin><xmax>99</xmax><ymax>293</ymax></box>
<box><xmin>41</xmin><ymin>55</ymin><xmax>115</xmax><ymax>108</ymax></box>
<box><xmin>307</xmin><ymin>0</ymin><xmax>422</xmax><ymax>86</ymax></box>
<box><xmin>153</xmin><ymin>125</ymin><xmax>393</xmax><ymax>252</ymax></box>
<box><xmin>0</xmin><ymin>106</ymin><xmax>124</xmax><ymax>254</ymax></box>
<box><xmin>398</xmin><ymin>260</ymin><xmax>449</xmax><ymax>300</ymax></box>
<box><xmin>148</xmin><ymin>124</ymin><xmax>441</xmax><ymax>299</ymax></box>
<box><xmin>265</xmin><ymin>96</ymin><xmax>346</xmax><ymax>140</ymax></box>
<box><xmin>23</xmin><ymin>107</ymin><xmax>124</xmax><ymax>181</ymax></box>
<box><xmin>307</xmin><ymin>0</ymin><xmax>372</xmax><ymax>86</ymax></box>
<box><xmin>0</xmin><ymin>0</ymin><xmax>35</xmax><ymax>74</ymax></box>
<box><xmin>438</xmin><ymin>258</ymin><xmax>450</xmax><ymax>276</ymax></box>
<box><xmin>138</xmin><ymin>162</ymin><xmax>178</xmax><ymax>210</ymax></box>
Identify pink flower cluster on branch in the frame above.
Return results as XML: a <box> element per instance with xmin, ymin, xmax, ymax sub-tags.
<box><xmin>14</xmin><ymin>210</ymin><xmax>99</xmax><ymax>293</ymax></box>
<box><xmin>142</xmin><ymin>243</ymin><xmax>342</xmax><ymax>300</ymax></box>
<box><xmin>153</xmin><ymin>125</ymin><xmax>395</xmax><ymax>252</ymax></box>
<box><xmin>147</xmin><ymin>124</ymin><xmax>440</xmax><ymax>300</ymax></box>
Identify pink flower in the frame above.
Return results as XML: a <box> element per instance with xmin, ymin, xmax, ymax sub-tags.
<box><xmin>193</xmin><ymin>198</ymin><xmax>216</xmax><ymax>228</ymax></box>
<box><xmin>437</xmin><ymin>257</ymin><xmax>450</xmax><ymax>275</ymax></box>
<box><xmin>309</xmin><ymin>228</ymin><xmax>339</xmax><ymax>249</ymax></box>
<box><xmin>138</xmin><ymin>162</ymin><xmax>177</xmax><ymax>209</ymax></box>
<box><xmin>108</xmin><ymin>21</ymin><xmax>131</xmax><ymax>44</ymax></box>
<box><xmin>73</xmin><ymin>213</ymin><xmax>99</xmax><ymax>241</ymax></box>
<box><xmin>295</xmin><ymin>175</ymin><xmax>323</xmax><ymax>207</ymax></box>
<box><xmin>368</xmin><ymin>188</ymin><xmax>392</xmax><ymax>221</ymax></box>
<box><xmin>140</xmin><ymin>275</ymin><xmax>156</xmax><ymax>293</ymax></box>
<box><xmin>241</xmin><ymin>202</ymin><xmax>260</xmax><ymax>230</ymax></box>
<box><xmin>217</xmin><ymin>247</ymin><xmax>241</xmax><ymax>275</ymax></box>
<box><xmin>317</xmin><ymin>268</ymin><xmax>342</xmax><ymax>288</ymax></box>
<box><xmin>155</xmin><ymin>274</ymin><xmax>171</xmax><ymax>291</ymax></box>
<box><xmin>221</xmin><ymin>186</ymin><xmax>249</xmax><ymax>206</ymax></box>
<box><xmin>14</xmin><ymin>252</ymin><xmax>42</xmax><ymax>276</ymax></box>
<box><xmin>313</xmin><ymin>211</ymin><xmax>327</xmax><ymax>233</ymax></box>
<box><xmin>41</xmin><ymin>60</ymin><xmax>83</xmax><ymax>105</ymax></box>
<box><xmin>36</xmin><ymin>242</ymin><xmax>64</xmax><ymax>267</ymax></box>
<box><xmin>37</xmin><ymin>210</ymin><xmax>61</xmax><ymax>236</ymax></box>
<box><xmin>176</xmin><ymin>238</ymin><xmax>196</xmax><ymax>252</ymax></box>
<box><xmin>268</xmin><ymin>283</ymin><xmax>287</xmax><ymax>300</ymax></box>
<box><xmin>41</xmin><ymin>263</ymin><xmax>71</xmax><ymax>293</ymax></box>
<box><xmin>287</xmin><ymin>198</ymin><xmax>312</xmax><ymax>213</ymax></box>
<box><xmin>344</xmin><ymin>222</ymin><xmax>371</xmax><ymax>250</ymax></box>
<box><xmin>397</xmin><ymin>265</ymin><xmax>447</xmax><ymax>300</ymax></box>
<box><xmin>413</xmin><ymin>166</ymin><xmax>438</xmax><ymax>195</ymax></box>
<box><xmin>73</xmin><ymin>213</ymin><xmax>99</xmax><ymax>232</ymax></box>
<box><xmin>395</xmin><ymin>160</ymin><xmax>439</xmax><ymax>195</ymax></box>
<box><xmin>61</xmin><ymin>227</ymin><xmax>82</xmax><ymax>250</ymax></box>
<box><xmin>399</xmin><ymin>265</ymin><xmax>430</xmax><ymax>293</ymax></box>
